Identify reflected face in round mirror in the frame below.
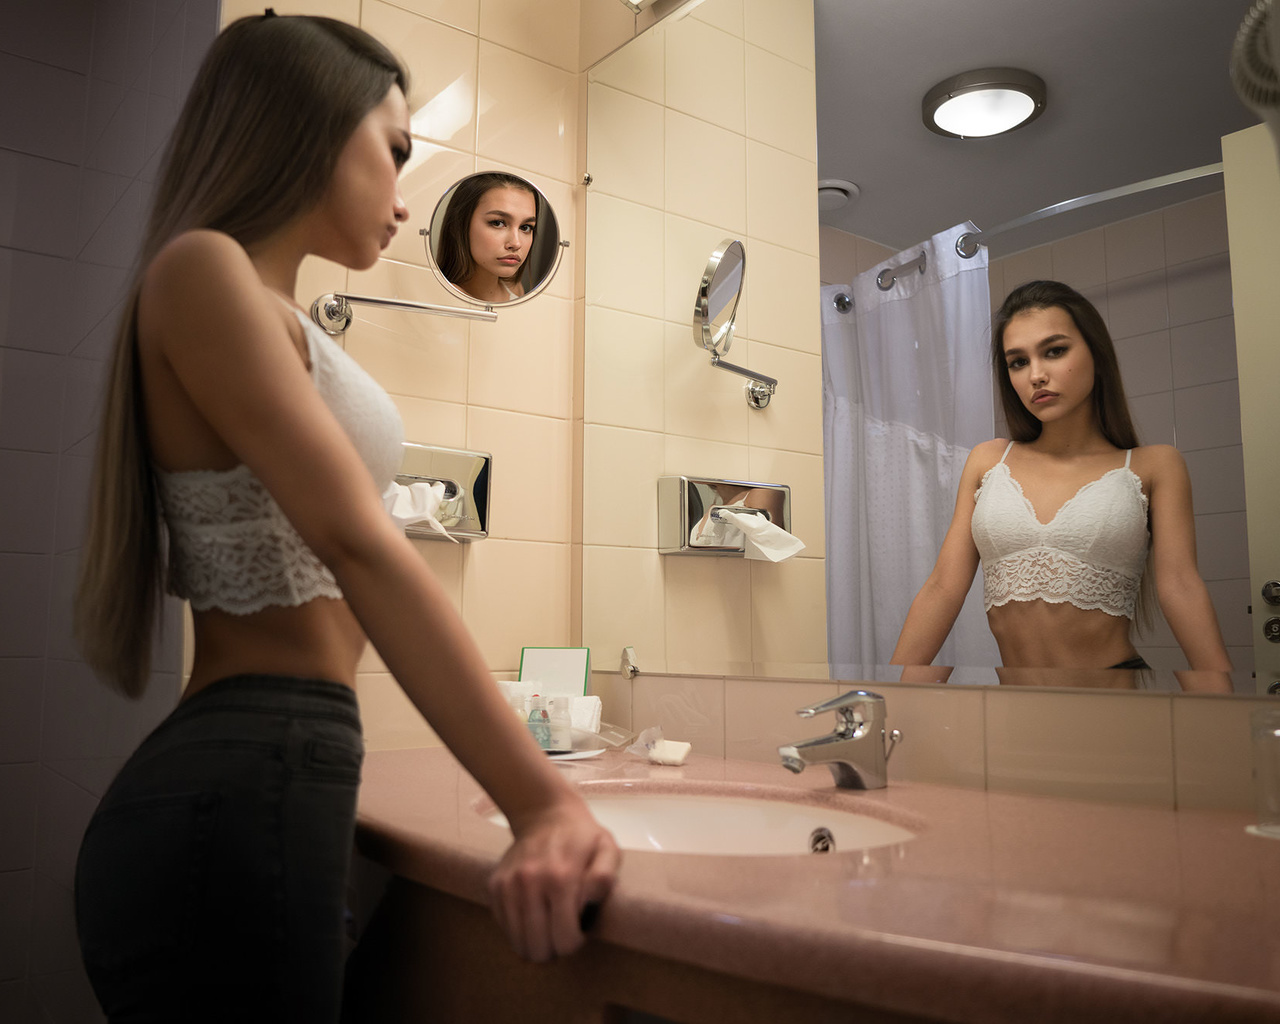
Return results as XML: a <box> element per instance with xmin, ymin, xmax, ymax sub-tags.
<box><xmin>426</xmin><ymin>171</ymin><xmax>565</xmax><ymax>307</ymax></box>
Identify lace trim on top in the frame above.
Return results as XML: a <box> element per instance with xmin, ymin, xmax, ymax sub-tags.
<box><xmin>159</xmin><ymin>464</ymin><xmax>342</xmax><ymax>614</ymax></box>
<box><xmin>983</xmin><ymin>548</ymin><xmax>1140</xmax><ymax>619</ymax></box>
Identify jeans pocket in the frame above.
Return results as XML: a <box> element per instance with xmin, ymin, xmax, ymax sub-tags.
<box><xmin>301</xmin><ymin>737</ymin><xmax>363</xmax><ymax>784</ymax></box>
<box><xmin>76</xmin><ymin>790</ymin><xmax>221</xmax><ymax>973</ymax></box>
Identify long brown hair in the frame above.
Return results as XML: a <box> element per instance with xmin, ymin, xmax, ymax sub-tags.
<box><xmin>991</xmin><ymin>280</ymin><xmax>1139</xmax><ymax>449</ymax></box>
<box><xmin>75</xmin><ymin>14</ymin><xmax>408</xmax><ymax>697</ymax></box>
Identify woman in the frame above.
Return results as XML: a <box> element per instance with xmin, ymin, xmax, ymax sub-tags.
<box><xmin>72</xmin><ymin>14</ymin><xmax>618</xmax><ymax>1021</ymax></box>
<box><xmin>891</xmin><ymin>280</ymin><xmax>1231</xmax><ymax>677</ymax></box>
<box><xmin>435</xmin><ymin>171</ymin><xmax>538</xmax><ymax>302</ymax></box>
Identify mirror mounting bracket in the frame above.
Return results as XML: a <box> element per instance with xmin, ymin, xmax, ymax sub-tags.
<box><xmin>709</xmin><ymin>353</ymin><xmax>778</xmax><ymax>409</ymax></box>
<box><xmin>310</xmin><ymin>292</ymin><xmax>496</xmax><ymax>336</ymax></box>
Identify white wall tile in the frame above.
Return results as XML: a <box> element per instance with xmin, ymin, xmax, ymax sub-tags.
<box><xmin>0</xmin><ymin>766</ymin><xmax>38</xmax><ymax>872</ymax></box>
<box><xmin>1113</xmin><ymin>329</ymin><xmax>1172</xmax><ymax>398</ymax></box>
<box><xmin>0</xmin><ymin>871</ymin><xmax>34</xmax><ymax>980</ymax></box>
<box><xmin>476</xmin><ymin>41</ymin><xmax>578</xmax><ymax>184</ymax></box>
<box><xmin>0</xmin><ymin>452</ymin><xmax>58</xmax><ymax>554</ymax></box>
<box><xmin>1183</xmin><ymin>445</ymin><xmax>1246</xmax><ymax>516</ymax></box>
<box><xmin>745</xmin><ymin>141</ymin><xmax>816</xmax><ymax>254</ymax></box>
<box><xmin>1104</xmin><ymin>211</ymin><xmax>1165</xmax><ymax>280</ymax></box>
<box><xmin>747</xmin><ymin>240</ymin><xmax>819</xmax><ymax>354</ymax></box>
<box><xmin>479</xmin><ymin>0</ymin><xmax>579</xmax><ymax>72</ymax></box>
<box><xmin>466</xmin><ymin>408</ymin><xmax>571</xmax><ymax>543</ymax></box>
<box><xmin>586</xmin><ymin>20</ymin><xmax>663</xmax><ymax>102</ymax></box>
<box><xmin>460</xmin><ymin>539</ymin><xmax>571</xmax><ymax>672</ymax></box>
<box><xmin>742</xmin><ymin>0</ymin><xmax>813</xmax><ymax>70</ymax></box>
<box><xmin>0</xmin><ymin>152</ymin><xmax>80</xmax><ymax>259</ymax></box>
<box><xmin>665</xmin><ymin>17</ymin><xmax>744</xmax><ymax>134</ymax></box>
<box><xmin>0</xmin><ymin>556</ymin><xmax>51</xmax><ymax>658</ymax></box>
<box><xmin>1128</xmin><ymin>390</ymin><xmax>1175</xmax><ymax>446</ymax></box>
<box><xmin>665</xmin><ymin>110</ymin><xmax>746</xmax><ymax>235</ymax></box>
<box><xmin>582</xmin><ymin>424</ymin><xmax>664</xmax><ymax>546</ymax></box>
<box><xmin>585</xmin><ymin>193</ymin><xmax>664</xmax><ymax>317</ymax></box>
<box><xmin>744</xmin><ymin>44</ymin><xmax>815</xmax><ymax>159</ymax></box>
<box><xmin>664</xmin><ymin>323</ymin><xmax>749</xmax><ymax>444</ymax></box>
<box><xmin>999</xmin><ymin>245</ymin><xmax>1053</xmax><ymax>289</ymax></box>
<box><xmin>1194</xmin><ymin>511</ymin><xmax>1249</xmax><ymax>581</ymax></box>
<box><xmin>583</xmin><ymin>306</ymin><xmax>664</xmax><ymax>432</ymax></box>
<box><xmin>2</xmin><ymin>0</ymin><xmax>93</xmax><ymax>72</ymax></box>
<box><xmin>0</xmin><ymin>55</ymin><xmax>86</xmax><ymax>165</ymax></box>
<box><xmin>468</xmin><ymin>293</ymin><xmax>574</xmax><ymax>419</ymax></box>
<box><xmin>1167</xmin><ymin>252</ymin><xmax>1233</xmax><ymax>327</ymax></box>
<box><xmin>0</xmin><ymin>350</ymin><xmax>64</xmax><ymax>453</ymax></box>
<box><xmin>1163</xmin><ymin>191</ymin><xmax>1229</xmax><ymax>266</ymax></box>
<box><xmin>1170</xmin><ymin>315</ymin><xmax>1236</xmax><ymax>389</ymax></box>
<box><xmin>582</xmin><ymin>546</ymin><xmax>666</xmax><ymax>674</ymax></box>
<box><xmin>586</xmin><ymin>83</ymin><xmax>664</xmax><ymax>209</ymax></box>
<box><xmin>1049</xmin><ymin>228</ymin><xmax>1106</xmax><ymax>290</ymax></box>
<box><xmin>1105</xmin><ymin>270</ymin><xmax>1169</xmax><ymax>339</ymax></box>
<box><xmin>0</xmin><ymin>662</ymin><xmax>41</xmax><ymax>765</ymax></box>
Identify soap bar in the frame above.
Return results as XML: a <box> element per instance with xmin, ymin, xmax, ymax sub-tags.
<box><xmin>647</xmin><ymin>739</ymin><xmax>691</xmax><ymax>766</ymax></box>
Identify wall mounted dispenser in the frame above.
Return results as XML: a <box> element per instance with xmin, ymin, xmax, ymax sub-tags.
<box><xmin>397</xmin><ymin>443</ymin><xmax>491</xmax><ymax>540</ymax></box>
<box><xmin>658</xmin><ymin>476</ymin><xmax>793</xmax><ymax>555</ymax></box>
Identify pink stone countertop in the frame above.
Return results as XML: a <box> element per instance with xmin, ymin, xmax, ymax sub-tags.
<box><xmin>355</xmin><ymin>747</ymin><xmax>1280</xmax><ymax>1023</ymax></box>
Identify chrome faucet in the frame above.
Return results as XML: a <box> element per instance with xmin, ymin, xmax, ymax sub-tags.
<box><xmin>778</xmin><ymin>689</ymin><xmax>901</xmax><ymax>789</ymax></box>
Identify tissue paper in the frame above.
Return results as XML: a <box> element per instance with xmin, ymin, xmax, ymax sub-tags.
<box><xmin>715</xmin><ymin>508</ymin><xmax>805</xmax><ymax>561</ymax></box>
<box><xmin>382</xmin><ymin>480</ymin><xmax>457</xmax><ymax>541</ymax></box>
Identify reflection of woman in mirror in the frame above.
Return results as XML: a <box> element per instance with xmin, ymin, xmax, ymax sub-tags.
<box><xmin>436</xmin><ymin>172</ymin><xmax>537</xmax><ymax>303</ymax></box>
<box><xmin>891</xmin><ymin>281</ymin><xmax>1231</xmax><ymax>688</ymax></box>
<box><xmin>690</xmin><ymin>482</ymin><xmax>785</xmax><ymax>545</ymax></box>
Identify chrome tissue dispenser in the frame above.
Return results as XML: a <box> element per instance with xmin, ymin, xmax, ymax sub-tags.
<box><xmin>658</xmin><ymin>476</ymin><xmax>791</xmax><ymax>556</ymax></box>
<box><xmin>396</xmin><ymin>442</ymin><xmax>491</xmax><ymax>540</ymax></box>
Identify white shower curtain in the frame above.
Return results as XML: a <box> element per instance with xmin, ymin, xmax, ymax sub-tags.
<box><xmin>823</xmin><ymin>222</ymin><xmax>998</xmax><ymax>679</ymax></box>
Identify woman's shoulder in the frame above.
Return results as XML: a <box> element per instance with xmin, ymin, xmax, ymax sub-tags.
<box><xmin>1128</xmin><ymin>443</ymin><xmax>1187</xmax><ymax>475</ymax></box>
<box><xmin>145</xmin><ymin>229</ymin><xmax>252</xmax><ymax>293</ymax></box>
<box><xmin>963</xmin><ymin>438</ymin><xmax>1010</xmax><ymax>484</ymax></box>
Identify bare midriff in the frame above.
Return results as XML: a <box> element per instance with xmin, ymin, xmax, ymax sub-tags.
<box><xmin>183</xmin><ymin>598</ymin><xmax>367</xmax><ymax>699</ymax></box>
<box><xmin>986</xmin><ymin>599</ymin><xmax>1137</xmax><ymax>669</ymax></box>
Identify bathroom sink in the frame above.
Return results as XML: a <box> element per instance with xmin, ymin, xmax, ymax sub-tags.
<box><xmin>486</xmin><ymin>787</ymin><xmax>916</xmax><ymax>856</ymax></box>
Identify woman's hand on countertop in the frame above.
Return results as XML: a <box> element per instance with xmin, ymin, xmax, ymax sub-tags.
<box><xmin>488</xmin><ymin>796</ymin><xmax>620</xmax><ymax>962</ymax></box>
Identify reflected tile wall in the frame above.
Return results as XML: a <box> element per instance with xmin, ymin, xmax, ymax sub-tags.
<box><xmin>582</xmin><ymin>0</ymin><xmax>826</xmax><ymax>679</ymax></box>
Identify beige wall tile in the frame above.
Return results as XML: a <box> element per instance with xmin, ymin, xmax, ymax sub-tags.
<box><xmin>818</xmin><ymin>225</ymin><xmax>858</xmax><ymax>287</ymax></box>
<box><xmin>375</xmin><ymin>0</ymin><xmax>478</xmax><ymax>34</ymax></box>
<box><xmin>394</xmin><ymin>395</ymin><xmax>467</xmax><ymax>448</ymax></box>
<box><xmin>296</xmin><ymin>257</ymin><xmax>348</xmax><ymax>320</ymax></box>
<box><xmin>461</xmin><ymin>539</ymin><xmax>571</xmax><ymax>672</ymax></box>
<box><xmin>582</xmin><ymin>424</ymin><xmax>664</xmax><ymax>546</ymax></box>
<box><xmin>663</xmin><ymin>434</ymin><xmax>750</xmax><ymax>480</ymax></box>
<box><xmin>468</xmin><ymin>293</ymin><xmax>574</xmax><ymax>418</ymax></box>
<box><xmin>741</xmin><ymin>0</ymin><xmax>813</xmax><ymax>70</ymax></box>
<box><xmin>744</xmin><ymin>44</ymin><xmax>815</xmax><ymax>159</ymax></box>
<box><xmin>476</xmin><ymin>41</ymin><xmax>578</xmax><ymax>183</ymax></box>
<box><xmin>985</xmin><ymin>690</ymin><xmax>1175</xmax><ymax>806</ymax></box>
<box><xmin>582</xmin><ymin>545</ymin><xmax>666</xmax><ymax>674</ymax></box>
<box><xmin>744</xmin><ymin>343</ymin><xmax>822</xmax><ymax>454</ymax></box>
<box><xmin>987</xmin><ymin>258</ymin><xmax>1006</xmax><ymax>313</ymax></box>
<box><xmin>479</xmin><ymin>0</ymin><xmax>579</xmax><ymax>72</ymax></box>
<box><xmin>664</xmin><ymin>556</ymin><xmax>753</xmax><ymax>675</ymax></box>
<box><xmin>1104</xmin><ymin>210</ymin><xmax>1166</xmax><ymax>281</ymax></box>
<box><xmin>364</xmin><ymin>1</ymin><xmax>478</xmax><ymax>151</ymax></box>
<box><xmin>690</xmin><ymin>0</ymin><xmax>743</xmax><ymax>37</ymax></box>
<box><xmin>583</xmin><ymin>306</ymin><xmax>665</xmax><ymax>431</ymax></box>
<box><xmin>633</xmin><ymin>674</ymin><xmax>725</xmax><ymax>757</ymax></box>
<box><xmin>585</xmin><ymin>193</ymin><xmax>664</xmax><ymax>316</ymax></box>
<box><xmin>664</xmin><ymin>213</ymin><xmax>747</xmax><ymax>330</ymax></box>
<box><xmin>999</xmin><ymin>244</ymin><xmax>1053</xmax><ymax>291</ymax></box>
<box><xmin>385</xmin><ymin>144</ymin><xmax>474</xmax><ymax>268</ymax></box>
<box><xmin>749</xmin><ymin>554</ymin><xmax>825</xmax><ymax>667</ymax></box>
<box><xmin>467</xmin><ymin>408</ymin><xmax>571</xmax><ymax>542</ymax></box>
<box><xmin>586</xmin><ymin>20</ymin><xmax>664</xmax><ymax>101</ymax></box>
<box><xmin>1050</xmin><ymin>228</ymin><xmax>1106</xmax><ymax>290</ymax></box>
<box><xmin>1106</xmin><ymin>270</ymin><xmax>1169</xmax><ymax>339</ymax></box>
<box><xmin>356</xmin><ymin>672</ymin><xmax>443</xmax><ymax>751</ymax></box>
<box><xmin>587</xmin><ymin>670</ymin><xmax>633</xmax><ymax>731</ymax></box>
<box><xmin>855</xmin><ymin>236</ymin><xmax>896</xmax><ymax>275</ymax></box>
<box><xmin>342</xmin><ymin>260</ymin><xmax>470</xmax><ymax>403</ymax></box>
<box><xmin>867</xmin><ymin>682</ymin><xmax>986</xmax><ymax>788</ymax></box>
<box><xmin>745</xmin><ymin>142</ymin><xmax>816</xmax><ymax>254</ymax></box>
<box><xmin>665</xmin><ymin>17</ymin><xmax>744</xmax><ymax>135</ymax></box>
<box><xmin>745</xmin><ymin>240</ymin><xmax>819</xmax><ymax>353</ymax></box>
<box><xmin>746</xmin><ymin>447</ymin><xmax>822</xmax><ymax>557</ymax></box>
<box><xmin>1163</xmin><ymin>191</ymin><xmax>1229</xmax><ymax>266</ymax></box>
<box><xmin>665</xmin><ymin>110</ymin><xmax>746</xmax><ymax>235</ymax></box>
<box><xmin>725</xmin><ymin>677</ymin><xmax>838</xmax><ymax>763</ymax></box>
<box><xmin>664</xmin><ymin>323</ymin><xmax>750</xmax><ymax>444</ymax></box>
<box><xmin>586</xmin><ymin>83</ymin><xmax>664</xmax><ymax>208</ymax></box>
<box><xmin>1172</xmin><ymin>695</ymin><xmax>1271</xmax><ymax>811</ymax></box>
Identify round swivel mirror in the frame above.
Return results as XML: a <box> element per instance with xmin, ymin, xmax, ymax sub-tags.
<box><xmin>422</xmin><ymin>171</ymin><xmax>567</xmax><ymax>307</ymax></box>
<box><xmin>693</xmin><ymin>238</ymin><xmax>745</xmax><ymax>355</ymax></box>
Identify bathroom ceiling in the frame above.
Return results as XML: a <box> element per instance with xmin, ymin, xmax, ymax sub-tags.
<box><xmin>815</xmin><ymin>0</ymin><xmax>1261</xmax><ymax>255</ymax></box>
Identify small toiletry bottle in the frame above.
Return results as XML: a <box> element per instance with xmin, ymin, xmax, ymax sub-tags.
<box><xmin>527</xmin><ymin>695</ymin><xmax>551</xmax><ymax>749</ymax></box>
<box><xmin>507</xmin><ymin>690</ymin><xmax>527</xmax><ymax>721</ymax></box>
<box><xmin>546</xmin><ymin>696</ymin><xmax>572</xmax><ymax>752</ymax></box>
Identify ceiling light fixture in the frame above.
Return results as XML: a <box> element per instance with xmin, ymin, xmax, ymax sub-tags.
<box><xmin>922</xmin><ymin>68</ymin><xmax>1046</xmax><ymax>139</ymax></box>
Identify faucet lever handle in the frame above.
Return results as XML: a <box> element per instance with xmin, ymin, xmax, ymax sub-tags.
<box><xmin>796</xmin><ymin>688</ymin><xmax>885</xmax><ymax>720</ymax></box>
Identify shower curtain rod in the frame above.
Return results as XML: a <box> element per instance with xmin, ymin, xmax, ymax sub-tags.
<box><xmin>954</xmin><ymin>162</ymin><xmax>1224</xmax><ymax>258</ymax></box>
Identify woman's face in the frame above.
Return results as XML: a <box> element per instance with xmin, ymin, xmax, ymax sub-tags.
<box><xmin>466</xmin><ymin>186</ymin><xmax>537</xmax><ymax>282</ymax></box>
<box><xmin>315</xmin><ymin>86</ymin><xmax>412</xmax><ymax>270</ymax></box>
<box><xmin>1001</xmin><ymin>305</ymin><xmax>1097</xmax><ymax>424</ymax></box>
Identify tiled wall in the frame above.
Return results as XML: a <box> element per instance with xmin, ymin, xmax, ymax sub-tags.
<box><xmin>0</xmin><ymin>2</ymin><xmax>217</xmax><ymax>1019</ymax></box>
<box><xmin>591</xmin><ymin>670</ymin><xmax>1271</xmax><ymax>811</ymax></box>
<box><xmin>819</xmin><ymin>194</ymin><xmax>1252</xmax><ymax>680</ymax></box>
<box><xmin>579</xmin><ymin>0</ymin><xmax>827</xmax><ymax>682</ymax></box>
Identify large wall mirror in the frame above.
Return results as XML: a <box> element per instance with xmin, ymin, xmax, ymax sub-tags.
<box><xmin>583</xmin><ymin>0</ymin><xmax>1270</xmax><ymax>696</ymax></box>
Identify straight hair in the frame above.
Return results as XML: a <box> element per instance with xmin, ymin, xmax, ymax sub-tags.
<box><xmin>75</xmin><ymin>14</ymin><xmax>408</xmax><ymax>697</ymax></box>
<box><xmin>436</xmin><ymin>172</ymin><xmax>537</xmax><ymax>291</ymax></box>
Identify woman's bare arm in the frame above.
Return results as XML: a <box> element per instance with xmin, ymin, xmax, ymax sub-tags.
<box><xmin>889</xmin><ymin>441</ymin><xmax>995</xmax><ymax>671</ymax></box>
<box><xmin>141</xmin><ymin>230</ymin><xmax>618</xmax><ymax>961</ymax></box>
<box><xmin>1144</xmin><ymin>445</ymin><xmax>1233</xmax><ymax>674</ymax></box>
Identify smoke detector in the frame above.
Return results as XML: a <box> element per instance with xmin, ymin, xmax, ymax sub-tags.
<box><xmin>818</xmin><ymin>179</ymin><xmax>860</xmax><ymax>211</ymax></box>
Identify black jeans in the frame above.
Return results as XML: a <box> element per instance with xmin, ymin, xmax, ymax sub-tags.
<box><xmin>75</xmin><ymin>674</ymin><xmax>363</xmax><ymax>1024</ymax></box>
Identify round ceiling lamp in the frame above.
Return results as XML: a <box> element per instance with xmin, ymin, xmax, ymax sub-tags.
<box><xmin>922</xmin><ymin>67</ymin><xmax>1046</xmax><ymax>139</ymax></box>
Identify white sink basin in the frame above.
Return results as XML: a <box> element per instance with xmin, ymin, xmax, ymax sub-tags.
<box><xmin>487</xmin><ymin>791</ymin><xmax>915</xmax><ymax>856</ymax></box>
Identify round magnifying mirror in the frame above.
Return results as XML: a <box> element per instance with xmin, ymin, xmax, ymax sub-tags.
<box><xmin>422</xmin><ymin>171</ymin><xmax>567</xmax><ymax>307</ymax></box>
<box><xmin>693</xmin><ymin>238</ymin><xmax>745</xmax><ymax>355</ymax></box>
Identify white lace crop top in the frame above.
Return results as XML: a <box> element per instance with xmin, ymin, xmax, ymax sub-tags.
<box><xmin>970</xmin><ymin>442</ymin><xmax>1149</xmax><ymax>619</ymax></box>
<box><xmin>155</xmin><ymin>307</ymin><xmax>404</xmax><ymax>614</ymax></box>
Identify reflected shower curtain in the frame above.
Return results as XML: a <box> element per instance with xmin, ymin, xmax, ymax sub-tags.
<box><xmin>822</xmin><ymin>222</ymin><xmax>998</xmax><ymax>678</ymax></box>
